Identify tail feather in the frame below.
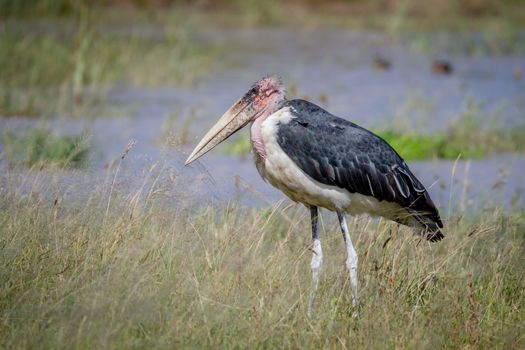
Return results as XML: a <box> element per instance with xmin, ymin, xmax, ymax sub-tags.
<box><xmin>405</xmin><ymin>208</ymin><xmax>445</xmax><ymax>242</ymax></box>
<box><xmin>423</xmin><ymin>226</ymin><xmax>444</xmax><ymax>242</ymax></box>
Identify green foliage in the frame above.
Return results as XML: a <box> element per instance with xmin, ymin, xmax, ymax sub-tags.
<box><xmin>0</xmin><ymin>17</ymin><xmax>222</xmax><ymax>117</ymax></box>
<box><xmin>3</xmin><ymin>129</ymin><xmax>90</xmax><ymax>168</ymax></box>
<box><xmin>0</xmin><ymin>179</ymin><xmax>524</xmax><ymax>348</ymax></box>
<box><xmin>376</xmin><ymin>130</ymin><xmax>484</xmax><ymax>160</ymax></box>
<box><xmin>221</xmin><ymin>126</ymin><xmax>525</xmax><ymax>161</ymax></box>
<box><xmin>362</xmin><ymin>124</ymin><xmax>525</xmax><ymax>160</ymax></box>
<box><xmin>376</xmin><ymin>99</ymin><xmax>525</xmax><ymax>160</ymax></box>
<box><xmin>221</xmin><ymin>134</ymin><xmax>253</xmax><ymax>156</ymax></box>
<box><xmin>0</xmin><ymin>0</ymin><xmax>77</xmax><ymax>18</ymax></box>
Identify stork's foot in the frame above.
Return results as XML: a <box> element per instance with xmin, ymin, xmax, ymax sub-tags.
<box><xmin>350</xmin><ymin>299</ymin><xmax>361</xmax><ymax>319</ymax></box>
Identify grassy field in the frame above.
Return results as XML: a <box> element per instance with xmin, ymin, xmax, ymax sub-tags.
<box><xmin>1</xmin><ymin>1</ymin><xmax>524</xmax><ymax>348</ymax></box>
<box><xmin>2</xmin><ymin>0</ymin><xmax>524</xmax><ymax>29</ymax></box>
<box><xmin>1</xmin><ymin>171</ymin><xmax>524</xmax><ymax>349</ymax></box>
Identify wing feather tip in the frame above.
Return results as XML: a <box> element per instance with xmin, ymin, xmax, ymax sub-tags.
<box><xmin>427</xmin><ymin>229</ymin><xmax>444</xmax><ymax>242</ymax></box>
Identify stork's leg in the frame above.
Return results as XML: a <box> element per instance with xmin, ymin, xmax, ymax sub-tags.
<box><xmin>307</xmin><ymin>205</ymin><xmax>322</xmax><ymax>318</ymax></box>
<box><xmin>336</xmin><ymin>209</ymin><xmax>358</xmax><ymax>306</ymax></box>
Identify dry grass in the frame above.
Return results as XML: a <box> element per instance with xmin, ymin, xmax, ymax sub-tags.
<box><xmin>0</xmin><ymin>166</ymin><xmax>524</xmax><ymax>349</ymax></box>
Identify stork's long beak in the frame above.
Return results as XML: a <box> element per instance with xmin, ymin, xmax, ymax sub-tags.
<box><xmin>185</xmin><ymin>95</ymin><xmax>258</xmax><ymax>165</ymax></box>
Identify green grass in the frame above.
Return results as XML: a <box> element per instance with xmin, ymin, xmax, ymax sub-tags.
<box><xmin>380</xmin><ymin>101</ymin><xmax>525</xmax><ymax>160</ymax></box>
<box><xmin>2</xmin><ymin>0</ymin><xmax>524</xmax><ymax>28</ymax></box>
<box><xmin>0</xmin><ymin>15</ymin><xmax>223</xmax><ymax>117</ymax></box>
<box><xmin>221</xmin><ymin>122</ymin><xmax>525</xmax><ymax>161</ymax></box>
<box><xmin>377</xmin><ymin>126</ymin><xmax>525</xmax><ymax>160</ymax></box>
<box><xmin>0</xmin><ymin>173</ymin><xmax>524</xmax><ymax>348</ymax></box>
<box><xmin>2</xmin><ymin>129</ymin><xmax>90</xmax><ymax>168</ymax></box>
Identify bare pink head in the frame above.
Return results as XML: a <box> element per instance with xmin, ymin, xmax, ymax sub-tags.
<box><xmin>244</xmin><ymin>75</ymin><xmax>286</xmax><ymax>120</ymax></box>
<box><xmin>185</xmin><ymin>75</ymin><xmax>286</xmax><ymax>165</ymax></box>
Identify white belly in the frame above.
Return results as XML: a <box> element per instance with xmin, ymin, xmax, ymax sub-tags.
<box><xmin>254</xmin><ymin>107</ymin><xmax>405</xmax><ymax>218</ymax></box>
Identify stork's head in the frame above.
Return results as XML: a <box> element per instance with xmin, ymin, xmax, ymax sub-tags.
<box><xmin>185</xmin><ymin>75</ymin><xmax>285</xmax><ymax>165</ymax></box>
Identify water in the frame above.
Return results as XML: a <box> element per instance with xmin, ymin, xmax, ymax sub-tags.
<box><xmin>1</xmin><ymin>26</ymin><xmax>524</xmax><ymax>213</ymax></box>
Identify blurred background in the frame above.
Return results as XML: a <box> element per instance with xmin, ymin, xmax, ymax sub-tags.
<box><xmin>1</xmin><ymin>0</ymin><xmax>524</xmax><ymax>212</ymax></box>
<box><xmin>2</xmin><ymin>2</ymin><xmax>525</xmax><ymax>348</ymax></box>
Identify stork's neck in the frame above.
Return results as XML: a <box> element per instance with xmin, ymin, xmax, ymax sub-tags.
<box><xmin>250</xmin><ymin>97</ymin><xmax>286</xmax><ymax>160</ymax></box>
<box><xmin>250</xmin><ymin>116</ymin><xmax>266</xmax><ymax>160</ymax></box>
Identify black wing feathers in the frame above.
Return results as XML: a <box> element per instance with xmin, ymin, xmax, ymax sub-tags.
<box><xmin>277</xmin><ymin>100</ymin><xmax>443</xmax><ymax>241</ymax></box>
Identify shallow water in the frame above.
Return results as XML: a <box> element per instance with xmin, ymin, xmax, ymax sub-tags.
<box><xmin>1</xmin><ymin>26</ymin><xmax>524</xmax><ymax>213</ymax></box>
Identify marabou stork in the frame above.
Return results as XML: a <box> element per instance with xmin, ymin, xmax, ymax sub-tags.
<box><xmin>185</xmin><ymin>75</ymin><xmax>444</xmax><ymax>316</ymax></box>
